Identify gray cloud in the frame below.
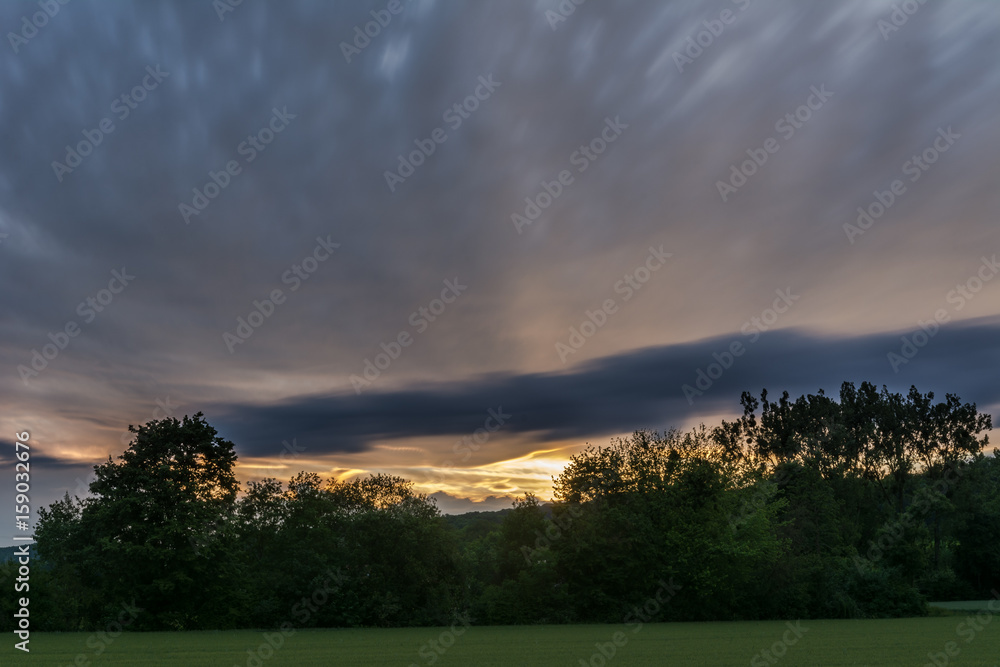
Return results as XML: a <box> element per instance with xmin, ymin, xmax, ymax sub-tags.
<box><xmin>209</xmin><ymin>318</ymin><xmax>1000</xmax><ymax>456</ymax></box>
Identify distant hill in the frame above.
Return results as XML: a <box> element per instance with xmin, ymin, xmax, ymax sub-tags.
<box><xmin>440</xmin><ymin>503</ymin><xmax>565</xmax><ymax>538</ymax></box>
<box><xmin>427</xmin><ymin>491</ymin><xmax>515</xmax><ymax>514</ymax></box>
<box><xmin>0</xmin><ymin>543</ymin><xmax>35</xmax><ymax>563</ymax></box>
<box><xmin>441</xmin><ymin>509</ymin><xmax>510</xmax><ymax>539</ymax></box>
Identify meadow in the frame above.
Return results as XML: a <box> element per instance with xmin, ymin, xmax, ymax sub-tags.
<box><xmin>2</xmin><ymin>616</ymin><xmax>997</xmax><ymax>667</ymax></box>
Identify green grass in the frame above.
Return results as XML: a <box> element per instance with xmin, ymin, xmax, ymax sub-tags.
<box><xmin>2</xmin><ymin>617</ymin><xmax>997</xmax><ymax>666</ymax></box>
<box><xmin>930</xmin><ymin>600</ymin><xmax>1000</xmax><ymax>613</ymax></box>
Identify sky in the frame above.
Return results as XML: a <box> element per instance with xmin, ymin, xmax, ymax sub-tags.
<box><xmin>2</xmin><ymin>0</ymin><xmax>999</xmax><ymax>544</ymax></box>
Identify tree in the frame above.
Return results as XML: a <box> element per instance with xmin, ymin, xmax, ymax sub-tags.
<box><xmin>323</xmin><ymin>474</ymin><xmax>461</xmax><ymax>627</ymax></box>
<box><xmin>28</xmin><ymin>386</ymin><xmax>995</xmax><ymax>629</ymax></box>
<box><xmin>552</xmin><ymin>430</ymin><xmax>788</xmax><ymax>622</ymax></box>
<box><xmin>721</xmin><ymin>383</ymin><xmax>991</xmax><ymax>510</ymax></box>
<box><xmin>37</xmin><ymin>412</ymin><xmax>241</xmax><ymax>629</ymax></box>
<box><xmin>475</xmin><ymin>494</ymin><xmax>572</xmax><ymax>624</ymax></box>
<box><xmin>952</xmin><ymin>454</ymin><xmax>1000</xmax><ymax>596</ymax></box>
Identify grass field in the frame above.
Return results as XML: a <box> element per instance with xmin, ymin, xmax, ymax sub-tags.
<box><xmin>930</xmin><ymin>600</ymin><xmax>1000</xmax><ymax>613</ymax></box>
<box><xmin>2</xmin><ymin>616</ymin><xmax>997</xmax><ymax>666</ymax></box>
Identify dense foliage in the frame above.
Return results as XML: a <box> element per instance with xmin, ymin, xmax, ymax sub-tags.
<box><xmin>3</xmin><ymin>383</ymin><xmax>997</xmax><ymax>631</ymax></box>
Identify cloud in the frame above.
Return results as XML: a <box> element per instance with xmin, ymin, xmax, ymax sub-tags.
<box><xmin>210</xmin><ymin>317</ymin><xmax>1000</xmax><ymax>457</ymax></box>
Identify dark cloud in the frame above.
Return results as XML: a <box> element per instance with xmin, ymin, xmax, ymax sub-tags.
<box><xmin>211</xmin><ymin>317</ymin><xmax>1000</xmax><ymax>456</ymax></box>
<box><xmin>0</xmin><ymin>443</ymin><xmax>89</xmax><ymax>470</ymax></box>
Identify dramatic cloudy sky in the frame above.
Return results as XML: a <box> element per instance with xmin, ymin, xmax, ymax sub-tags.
<box><xmin>2</xmin><ymin>0</ymin><xmax>999</xmax><ymax>541</ymax></box>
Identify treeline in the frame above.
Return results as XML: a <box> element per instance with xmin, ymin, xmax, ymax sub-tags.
<box><xmin>2</xmin><ymin>382</ymin><xmax>998</xmax><ymax>631</ymax></box>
